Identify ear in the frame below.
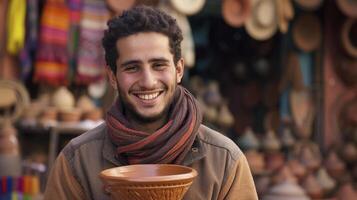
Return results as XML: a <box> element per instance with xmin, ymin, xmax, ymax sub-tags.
<box><xmin>106</xmin><ymin>66</ymin><xmax>117</xmax><ymax>89</ymax></box>
<box><xmin>176</xmin><ymin>58</ymin><xmax>185</xmax><ymax>84</ymax></box>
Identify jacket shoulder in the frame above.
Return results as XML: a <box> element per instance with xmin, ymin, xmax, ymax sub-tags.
<box><xmin>62</xmin><ymin>123</ymin><xmax>106</xmax><ymax>158</ymax></box>
<box><xmin>198</xmin><ymin>125</ymin><xmax>242</xmax><ymax>161</ymax></box>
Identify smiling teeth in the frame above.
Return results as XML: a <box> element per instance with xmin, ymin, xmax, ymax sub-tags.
<box><xmin>137</xmin><ymin>92</ymin><xmax>160</xmax><ymax>100</ymax></box>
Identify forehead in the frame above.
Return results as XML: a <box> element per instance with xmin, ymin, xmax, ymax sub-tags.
<box><xmin>115</xmin><ymin>32</ymin><xmax>172</xmax><ymax>58</ymax></box>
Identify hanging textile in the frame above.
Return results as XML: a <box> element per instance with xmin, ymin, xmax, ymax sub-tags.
<box><xmin>75</xmin><ymin>0</ymin><xmax>109</xmax><ymax>85</ymax></box>
<box><xmin>19</xmin><ymin>0</ymin><xmax>39</xmax><ymax>80</ymax></box>
<box><xmin>6</xmin><ymin>0</ymin><xmax>26</xmax><ymax>55</ymax></box>
<box><xmin>34</xmin><ymin>0</ymin><xmax>70</xmax><ymax>86</ymax></box>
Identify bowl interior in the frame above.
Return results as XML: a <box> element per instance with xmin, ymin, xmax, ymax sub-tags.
<box><xmin>100</xmin><ymin>164</ymin><xmax>197</xmax><ymax>183</ymax></box>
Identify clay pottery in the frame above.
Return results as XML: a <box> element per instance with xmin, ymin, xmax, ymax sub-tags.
<box><xmin>100</xmin><ymin>164</ymin><xmax>197</xmax><ymax>200</ymax></box>
<box><xmin>302</xmin><ymin>173</ymin><xmax>323</xmax><ymax>199</ymax></box>
<box><xmin>316</xmin><ymin>167</ymin><xmax>336</xmax><ymax>194</ymax></box>
<box><xmin>77</xmin><ymin>95</ymin><xmax>95</xmax><ymax>113</ymax></box>
<box><xmin>336</xmin><ymin>183</ymin><xmax>357</xmax><ymax>200</ymax></box>
<box><xmin>262</xmin><ymin>129</ymin><xmax>281</xmax><ymax>152</ymax></box>
<box><xmin>52</xmin><ymin>87</ymin><xmax>75</xmax><ymax>112</ymax></box>
<box><xmin>82</xmin><ymin>108</ymin><xmax>103</xmax><ymax>121</ymax></box>
<box><xmin>262</xmin><ymin>180</ymin><xmax>310</xmax><ymax>200</ymax></box>
<box><xmin>245</xmin><ymin>150</ymin><xmax>265</xmax><ymax>175</ymax></box>
<box><xmin>280</xmin><ymin>127</ymin><xmax>296</xmax><ymax>148</ymax></box>
<box><xmin>341</xmin><ymin>142</ymin><xmax>357</xmax><ymax>163</ymax></box>
<box><xmin>216</xmin><ymin>103</ymin><xmax>235</xmax><ymax>128</ymax></box>
<box><xmin>237</xmin><ymin>127</ymin><xmax>260</xmax><ymax>151</ymax></box>
<box><xmin>203</xmin><ymin>81</ymin><xmax>222</xmax><ymax>107</ymax></box>
<box><xmin>265</xmin><ymin>152</ymin><xmax>285</xmax><ymax>173</ymax></box>
<box><xmin>271</xmin><ymin>165</ymin><xmax>297</xmax><ymax>185</ymax></box>
<box><xmin>287</xmin><ymin>159</ymin><xmax>307</xmax><ymax>181</ymax></box>
<box><xmin>324</xmin><ymin>150</ymin><xmax>346</xmax><ymax>179</ymax></box>
<box><xmin>298</xmin><ymin>144</ymin><xmax>321</xmax><ymax>172</ymax></box>
<box><xmin>59</xmin><ymin>109</ymin><xmax>82</xmax><ymax>123</ymax></box>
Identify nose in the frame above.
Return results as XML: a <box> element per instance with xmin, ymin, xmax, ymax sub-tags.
<box><xmin>139</xmin><ymin>68</ymin><xmax>157</xmax><ymax>89</ymax></box>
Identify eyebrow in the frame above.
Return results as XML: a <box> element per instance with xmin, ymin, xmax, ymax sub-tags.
<box><xmin>120</xmin><ymin>57</ymin><xmax>170</xmax><ymax>68</ymax></box>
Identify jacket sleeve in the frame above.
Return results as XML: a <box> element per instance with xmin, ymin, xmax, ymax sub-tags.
<box><xmin>219</xmin><ymin>154</ymin><xmax>258</xmax><ymax>200</ymax></box>
<box><xmin>44</xmin><ymin>153</ymin><xmax>87</xmax><ymax>200</ymax></box>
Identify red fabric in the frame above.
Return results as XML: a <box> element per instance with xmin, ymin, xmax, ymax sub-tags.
<box><xmin>106</xmin><ymin>86</ymin><xmax>202</xmax><ymax>165</ymax></box>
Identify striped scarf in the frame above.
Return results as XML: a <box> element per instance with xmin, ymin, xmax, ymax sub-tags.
<box><xmin>106</xmin><ymin>86</ymin><xmax>202</xmax><ymax>165</ymax></box>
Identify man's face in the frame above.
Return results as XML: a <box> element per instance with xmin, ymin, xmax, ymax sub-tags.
<box><xmin>107</xmin><ymin>32</ymin><xmax>184</xmax><ymax>123</ymax></box>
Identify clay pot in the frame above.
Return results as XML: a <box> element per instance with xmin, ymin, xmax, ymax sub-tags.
<box><xmin>324</xmin><ymin>151</ymin><xmax>346</xmax><ymax>179</ymax></box>
<box><xmin>262</xmin><ymin>130</ymin><xmax>281</xmax><ymax>152</ymax></box>
<box><xmin>265</xmin><ymin>152</ymin><xmax>285</xmax><ymax>173</ymax></box>
<box><xmin>237</xmin><ymin>127</ymin><xmax>260</xmax><ymax>151</ymax></box>
<box><xmin>52</xmin><ymin>87</ymin><xmax>75</xmax><ymax>112</ymax></box>
<box><xmin>294</xmin><ymin>142</ymin><xmax>321</xmax><ymax>172</ymax></box>
<box><xmin>77</xmin><ymin>95</ymin><xmax>95</xmax><ymax>113</ymax></box>
<box><xmin>341</xmin><ymin>142</ymin><xmax>357</xmax><ymax>163</ymax></box>
<box><xmin>302</xmin><ymin>173</ymin><xmax>323</xmax><ymax>199</ymax></box>
<box><xmin>336</xmin><ymin>183</ymin><xmax>357</xmax><ymax>200</ymax></box>
<box><xmin>100</xmin><ymin>164</ymin><xmax>197</xmax><ymax>200</ymax></box>
<box><xmin>59</xmin><ymin>109</ymin><xmax>82</xmax><ymax>123</ymax></box>
<box><xmin>271</xmin><ymin>165</ymin><xmax>297</xmax><ymax>185</ymax></box>
<box><xmin>216</xmin><ymin>103</ymin><xmax>235</xmax><ymax>128</ymax></box>
<box><xmin>245</xmin><ymin>150</ymin><xmax>265</xmax><ymax>175</ymax></box>
<box><xmin>280</xmin><ymin>127</ymin><xmax>295</xmax><ymax>148</ymax></box>
<box><xmin>316</xmin><ymin>167</ymin><xmax>336</xmax><ymax>194</ymax></box>
<box><xmin>287</xmin><ymin>159</ymin><xmax>307</xmax><ymax>181</ymax></box>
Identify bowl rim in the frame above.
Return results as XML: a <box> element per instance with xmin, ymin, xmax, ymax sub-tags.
<box><xmin>99</xmin><ymin>164</ymin><xmax>198</xmax><ymax>183</ymax></box>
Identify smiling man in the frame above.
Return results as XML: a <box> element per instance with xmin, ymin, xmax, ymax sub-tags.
<box><xmin>44</xmin><ymin>6</ymin><xmax>257</xmax><ymax>200</ymax></box>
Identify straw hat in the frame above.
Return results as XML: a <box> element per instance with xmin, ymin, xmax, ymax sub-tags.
<box><xmin>106</xmin><ymin>0</ymin><xmax>136</xmax><ymax>14</ymax></box>
<box><xmin>245</xmin><ymin>0</ymin><xmax>278</xmax><ymax>41</ymax></box>
<box><xmin>336</xmin><ymin>0</ymin><xmax>357</xmax><ymax>18</ymax></box>
<box><xmin>222</xmin><ymin>0</ymin><xmax>251</xmax><ymax>28</ymax></box>
<box><xmin>277</xmin><ymin>0</ymin><xmax>294</xmax><ymax>33</ymax></box>
<box><xmin>293</xmin><ymin>0</ymin><xmax>323</xmax><ymax>11</ymax></box>
<box><xmin>170</xmin><ymin>0</ymin><xmax>205</xmax><ymax>15</ymax></box>
<box><xmin>341</xmin><ymin>19</ymin><xmax>357</xmax><ymax>58</ymax></box>
<box><xmin>292</xmin><ymin>13</ymin><xmax>321</xmax><ymax>52</ymax></box>
<box><xmin>159</xmin><ymin>3</ymin><xmax>195</xmax><ymax>67</ymax></box>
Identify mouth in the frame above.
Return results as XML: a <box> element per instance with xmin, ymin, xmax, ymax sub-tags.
<box><xmin>132</xmin><ymin>90</ymin><xmax>164</xmax><ymax>102</ymax></box>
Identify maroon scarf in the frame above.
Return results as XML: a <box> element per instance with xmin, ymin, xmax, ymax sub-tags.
<box><xmin>106</xmin><ymin>86</ymin><xmax>202</xmax><ymax>165</ymax></box>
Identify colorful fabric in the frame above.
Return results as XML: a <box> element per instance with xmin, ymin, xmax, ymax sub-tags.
<box><xmin>76</xmin><ymin>0</ymin><xmax>109</xmax><ymax>85</ymax></box>
<box><xmin>34</xmin><ymin>0</ymin><xmax>70</xmax><ymax>86</ymax></box>
<box><xmin>20</xmin><ymin>0</ymin><xmax>38</xmax><ymax>80</ymax></box>
<box><xmin>106</xmin><ymin>86</ymin><xmax>203</xmax><ymax>165</ymax></box>
<box><xmin>6</xmin><ymin>0</ymin><xmax>26</xmax><ymax>55</ymax></box>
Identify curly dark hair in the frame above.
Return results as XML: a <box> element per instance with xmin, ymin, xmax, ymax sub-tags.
<box><xmin>102</xmin><ymin>5</ymin><xmax>183</xmax><ymax>72</ymax></box>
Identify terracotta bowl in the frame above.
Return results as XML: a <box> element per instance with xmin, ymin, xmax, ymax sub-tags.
<box><xmin>100</xmin><ymin>164</ymin><xmax>198</xmax><ymax>200</ymax></box>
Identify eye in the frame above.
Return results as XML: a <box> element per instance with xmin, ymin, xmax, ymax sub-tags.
<box><xmin>123</xmin><ymin>65</ymin><xmax>139</xmax><ymax>73</ymax></box>
<box><xmin>153</xmin><ymin>62</ymin><xmax>167</xmax><ymax>70</ymax></box>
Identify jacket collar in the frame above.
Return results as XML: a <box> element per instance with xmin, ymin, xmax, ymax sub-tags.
<box><xmin>102</xmin><ymin>125</ymin><xmax>207</xmax><ymax>166</ymax></box>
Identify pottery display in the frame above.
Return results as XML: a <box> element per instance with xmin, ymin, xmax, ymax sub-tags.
<box><xmin>324</xmin><ymin>150</ymin><xmax>346</xmax><ymax>179</ymax></box>
<box><xmin>316</xmin><ymin>167</ymin><xmax>336</xmax><ymax>194</ymax></box>
<box><xmin>100</xmin><ymin>164</ymin><xmax>197</xmax><ymax>200</ymax></box>
<box><xmin>262</xmin><ymin>180</ymin><xmax>310</xmax><ymax>200</ymax></box>
<box><xmin>237</xmin><ymin>127</ymin><xmax>260</xmax><ymax>151</ymax></box>
<box><xmin>287</xmin><ymin>159</ymin><xmax>307</xmax><ymax>181</ymax></box>
<box><xmin>52</xmin><ymin>87</ymin><xmax>75</xmax><ymax>112</ymax></box>
<box><xmin>262</xmin><ymin>130</ymin><xmax>281</xmax><ymax>152</ymax></box>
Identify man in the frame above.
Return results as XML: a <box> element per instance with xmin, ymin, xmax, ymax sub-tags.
<box><xmin>44</xmin><ymin>6</ymin><xmax>258</xmax><ymax>200</ymax></box>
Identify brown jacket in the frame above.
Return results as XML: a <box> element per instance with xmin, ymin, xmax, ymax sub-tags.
<box><xmin>44</xmin><ymin>123</ymin><xmax>258</xmax><ymax>200</ymax></box>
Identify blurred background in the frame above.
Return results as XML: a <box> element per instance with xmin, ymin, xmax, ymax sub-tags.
<box><xmin>0</xmin><ymin>0</ymin><xmax>356</xmax><ymax>199</ymax></box>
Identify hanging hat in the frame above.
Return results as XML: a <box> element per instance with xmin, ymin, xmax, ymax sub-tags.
<box><xmin>293</xmin><ymin>0</ymin><xmax>323</xmax><ymax>11</ymax></box>
<box><xmin>222</xmin><ymin>0</ymin><xmax>251</xmax><ymax>28</ymax></box>
<box><xmin>341</xmin><ymin>19</ymin><xmax>357</xmax><ymax>58</ymax></box>
<box><xmin>277</xmin><ymin>0</ymin><xmax>294</xmax><ymax>33</ymax></box>
<box><xmin>106</xmin><ymin>0</ymin><xmax>136</xmax><ymax>14</ymax></box>
<box><xmin>245</xmin><ymin>0</ymin><xmax>278</xmax><ymax>41</ymax></box>
<box><xmin>292</xmin><ymin>13</ymin><xmax>322</xmax><ymax>52</ymax></box>
<box><xmin>336</xmin><ymin>0</ymin><xmax>357</xmax><ymax>18</ymax></box>
<box><xmin>159</xmin><ymin>3</ymin><xmax>196</xmax><ymax>67</ymax></box>
<box><xmin>169</xmin><ymin>0</ymin><xmax>205</xmax><ymax>15</ymax></box>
